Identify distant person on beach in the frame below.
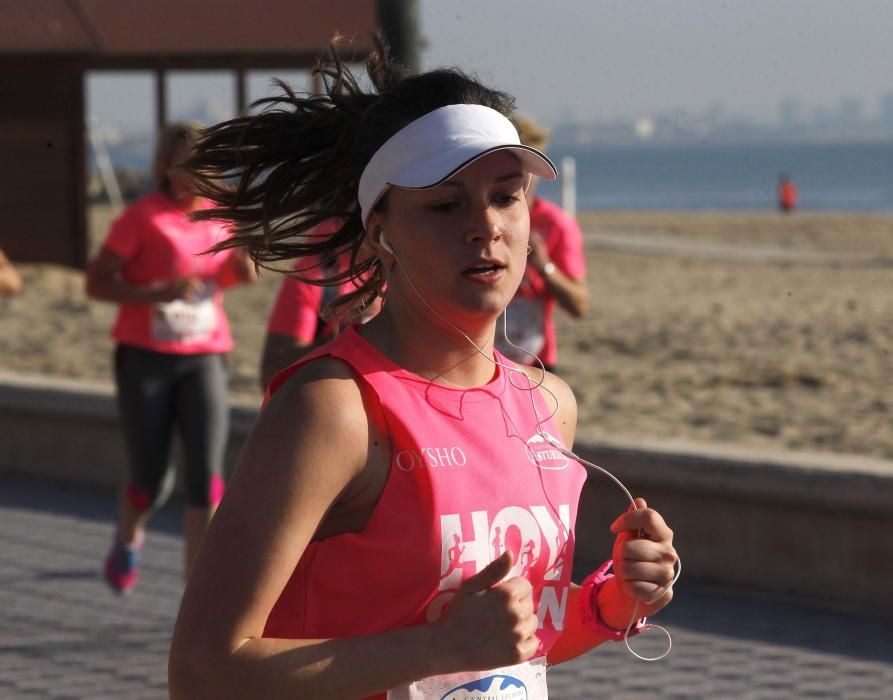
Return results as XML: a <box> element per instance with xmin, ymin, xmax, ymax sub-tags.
<box><xmin>260</xmin><ymin>221</ymin><xmax>382</xmax><ymax>390</ymax></box>
<box><xmin>0</xmin><ymin>248</ymin><xmax>23</xmax><ymax>296</ymax></box>
<box><xmin>85</xmin><ymin>121</ymin><xmax>256</xmax><ymax>593</ymax></box>
<box><xmin>494</xmin><ymin>114</ymin><xmax>589</xmax><ymax>372</ymax></box>
<box><xmin>168</xmin><ymin>44</ymin><xmax>676</xmax><ymax>698</ymax></box>
<box><xmin>778</xmin><ymin>174</ymin><xmax>798</xmax><ymax>213</ymax></box>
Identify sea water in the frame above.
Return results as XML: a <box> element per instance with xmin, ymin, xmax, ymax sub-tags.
<box><xmin>536</xmin><ymin>141</ymin><xmax>893</xmax><ymax>212</ymax></box>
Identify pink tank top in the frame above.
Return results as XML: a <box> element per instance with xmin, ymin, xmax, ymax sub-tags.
<box><xmin>264</xmin><ymin>326</ymin><xmax>587</xmax><ymax>699</ymax></box>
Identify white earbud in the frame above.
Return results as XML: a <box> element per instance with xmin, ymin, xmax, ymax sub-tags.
<box><xmin>380</xmin><ymin>232</ymin><xmax>395</xmax><ymax>255</ymax></box>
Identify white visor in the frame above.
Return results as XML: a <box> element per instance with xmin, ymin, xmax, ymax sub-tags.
<box><xmin>358</xmin><ymin>104</ymin><xmax>557</xmax><ymax>227</ymax></box>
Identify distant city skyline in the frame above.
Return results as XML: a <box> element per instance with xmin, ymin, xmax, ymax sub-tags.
<box><xmin>548</xmin><ymin>91</ymin><xmax>893</xmax><ymax>148</ymax></box>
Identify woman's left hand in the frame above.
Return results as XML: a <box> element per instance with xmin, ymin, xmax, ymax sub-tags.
<box><xmin>598</xmin><ymin>498</ymin><xmax>677</xmax><ymax>627</ymax></box>
<box><xmin>527</xmin><ymin>230</ymin><xmax>551</xmax><ymax>274</ymax></box>
<box><xmin>218</xmin><ymin>248</ymin><xmax>258</xmax><ymax>288</ymax></box>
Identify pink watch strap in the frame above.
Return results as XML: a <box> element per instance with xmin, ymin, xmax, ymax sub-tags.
<box><xmin>578</xmin><ymin>560</ymin><xmax>647</xmax><ymax>640</ymax></box>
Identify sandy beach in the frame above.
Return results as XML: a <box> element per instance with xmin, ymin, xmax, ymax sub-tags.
<box><xmin>2</xmin><ymin>207</ymin><xmax>891</xmax><ymax>460</ymax></box>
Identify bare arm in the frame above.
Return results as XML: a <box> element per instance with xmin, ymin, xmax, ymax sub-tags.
<box><xmin>217</xmin><ymin>248</ymin><xmax>258</xmax><ymax>289</ymax></box>
<box><xmin>547</xmin><ymin>498</ymin><xmax>676</xmax><ymax>665</ymax></box>
<box><xmin>528</xmin><ymin>231</ymin><xmax>589</xmax><ymax>317</ymax></box>
<box><xmin>0</xmin><ymin>249</ymin><xmax>22</xmax><ymax>296</ymax></box>
<box><xmin>170</xmin><ymin>360</ymin><xmax>541</xmax><ymax>699</ymax></box>
<box><xmin>541</xmin><ymin>267</ymin><xmax>588</xmax><ymax>318</ymax></box>
<box><xmin>85</xmin><ymin>247</ymin><xmax>199</xmax><ymax>305</ymax></box>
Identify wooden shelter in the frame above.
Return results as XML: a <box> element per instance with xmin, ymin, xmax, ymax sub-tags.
<box><xmin>0</xmin><ymin>0</ymin><xmax>380</xmax><ymax>267</ymax></box>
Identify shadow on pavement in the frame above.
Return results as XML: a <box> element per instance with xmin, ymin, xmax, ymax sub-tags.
<box><xmin>0</xmin><ymin>470</ymin><xmax>182</xmax><ymax>536</ymax></box>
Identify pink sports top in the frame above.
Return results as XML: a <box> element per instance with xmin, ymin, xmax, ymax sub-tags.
<box><xmin>497</xmin><ymin>197</ymin><xmax>586</xmax><ymax>368</ymax></box>
<box><xmin>266</xmin><ymin>256</ymin><xmax>368</xmax><ymax>344</ymax></box>
<box><xmin>103</xmin><ymin>191</ymin><xmax>236</xmax><ymax>354</ymax></box>
<box><xmin>264</xmin><ymin>326</ymin><xmax>587</xmax><ymax>699</ymax></box>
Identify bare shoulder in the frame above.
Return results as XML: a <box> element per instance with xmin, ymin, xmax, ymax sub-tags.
<box><xmin>241</xmin><ymin>355</ymin><xmax>375</xmax><ymax>490</ymax></box>
<box><xmin>514</xmin><ymin>364</ymin><xmax>578</xmax><ymax>447</ymax></box>
<box><xmin>176</xmin><ymin>355</ymin><xmax>381</xmax><ymax>644</ymax></box>
<box><xmin>261</xmin><ymin>355</ymin><xmax>371</xmax><ymax>446</ymax></box>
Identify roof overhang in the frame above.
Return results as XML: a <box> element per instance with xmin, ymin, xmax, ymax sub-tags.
<box><xmin>0</xmin><ymin>0</ymin><xmax>378</xmax><ymax>68</ymax></box>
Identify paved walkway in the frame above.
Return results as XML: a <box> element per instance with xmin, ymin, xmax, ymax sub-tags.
<box><xmin>1</xmin><ymin>472</ymin><xmax>890</xmax><ymax>699</ymax></box>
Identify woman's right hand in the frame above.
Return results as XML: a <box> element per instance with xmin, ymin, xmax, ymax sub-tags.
<box><xmin>437</xmin><ymin>551</ymin><xmax>539</xmax><ymax>671</ymax></box>
<box><xmin>86</xmin><ymin>246</ymin><xmax>205</xmax><ymax>306</ymax></box>
<box><xmin>150</xmin><ymin>277</ymin><xmax>203</xmax><ymax>303</ymax></box>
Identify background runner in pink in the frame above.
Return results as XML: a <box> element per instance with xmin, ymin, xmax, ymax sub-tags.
<box><xmin>87</xmin><ymin>122</ymin><xmax>255</xmax><ymax>595</ymax></box>
<box><xmin>103</xmin><ymin>190</ymin><xmax>238</xmax><ymax>355</ymax></box>
<box><xmin>261</xmin><ymin>223</ymin><xmax>382</xmax><ymax>389</ymax></box>
<box><xmin>497</xmin><ymin>115</ymin><xmax>589</xmax><ymax>371</ymax></box>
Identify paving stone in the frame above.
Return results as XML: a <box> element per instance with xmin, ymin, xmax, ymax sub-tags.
<box><xmin>2</xmin><ymin>472</ymin><xmax>891</xmax><ymax>700</ymax></box>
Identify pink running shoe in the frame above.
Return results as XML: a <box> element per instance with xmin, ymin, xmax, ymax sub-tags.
<box><xmin>104</xmin><ymin>539</ymin><xmax>142</xmax><ymax>593</ymax></box>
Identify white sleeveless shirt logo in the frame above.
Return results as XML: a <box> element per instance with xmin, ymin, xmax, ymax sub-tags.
<box><xmin>151</xmin><ymin>282</ymin><xmax>218</xmax><ymax>343</ymax></box>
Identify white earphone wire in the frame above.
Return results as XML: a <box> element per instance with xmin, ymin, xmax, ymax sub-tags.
<box><xmin>385</xmin><ymin>238</ymin><xmax>681</xmax><ymax>661</ymax></box>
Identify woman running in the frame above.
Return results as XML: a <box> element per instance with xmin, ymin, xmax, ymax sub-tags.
<box><xmin>260</xmin><ymin>219</ymin><xmax>381</xmax><ymax>390</ymax></box>
<box><xmin>169</xmin><ymin>44</ymin><xmax>677</xmax><ymax>699</ymax></box>
<box><xmin>86</xmin><ymin>122</ymin><xmax>256</xmax><ymax>593</ymax></box>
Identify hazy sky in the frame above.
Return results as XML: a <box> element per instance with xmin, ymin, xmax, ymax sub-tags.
<box><xmin>421</xmin><ymin>0</ymin><xmax>893</xmax><ymax>126</ymax></box>
<box><xmin>87</xmin><ymin>0</ymin><xmax>893</xmax><ymax>134</ymax></box>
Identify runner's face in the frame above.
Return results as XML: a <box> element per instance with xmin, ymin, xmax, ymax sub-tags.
<box><xmin>372</xmin><ymin>151</ymin><xmax>531</xmax><ymax>327</ymax></box>
<box><xmin>166</xmin><ymin>143</ymin><xmax>195</xmax><ymax>200</ymax></box>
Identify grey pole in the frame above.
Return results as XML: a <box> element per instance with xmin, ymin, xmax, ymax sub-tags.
<box><xmin>378</xmin><ymin>0</ymin><xmax>421</xmax><ymax>73</ymax></box>
<box><xmin>561</xmin><ymin>156</ymin><xmax>577</xmax><ymax>219</ymax></box>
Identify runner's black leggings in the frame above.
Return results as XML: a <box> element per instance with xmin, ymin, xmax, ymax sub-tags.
<box><xmin>114</xmin><ymin>344</ymin><xmax>229</xmax><ymax>509</ymax></box>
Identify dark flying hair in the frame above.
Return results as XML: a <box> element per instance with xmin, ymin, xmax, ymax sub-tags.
<box><xmin>187</xmin><ymin>36</ymin><xmax>515</xmax><ymax>319</ymax></box>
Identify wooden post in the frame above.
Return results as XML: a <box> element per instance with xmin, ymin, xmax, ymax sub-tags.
<box><xmin>377</xmin><ymin>0</ymin><xmax>420</xmax><ymax>73</ymax></box>
<box><xmin>73</xmin><ymin>66</ymin><xmax>88</xmax><ymax>267</ymax></box>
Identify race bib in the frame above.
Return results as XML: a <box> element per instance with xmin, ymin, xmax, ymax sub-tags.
<box><xmin>495</xmin><ymin>297</ymin><xmax>546</xmax><ymax>363</ymax></box>
<box><xmin>388</xmin><ymin>657</ymin><xmax>548</xmax><ymax>700</ymax></box>
<box><xmin>151</xmin><ymin>282</ymin><xmax>218</xmax><ymax>343</ymax></box>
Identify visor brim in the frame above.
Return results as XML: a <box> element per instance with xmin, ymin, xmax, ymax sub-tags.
<box><xmin>390</xmin><ymin>143</ymin><xmax>557</xmax><ymax>190</ymax></box>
